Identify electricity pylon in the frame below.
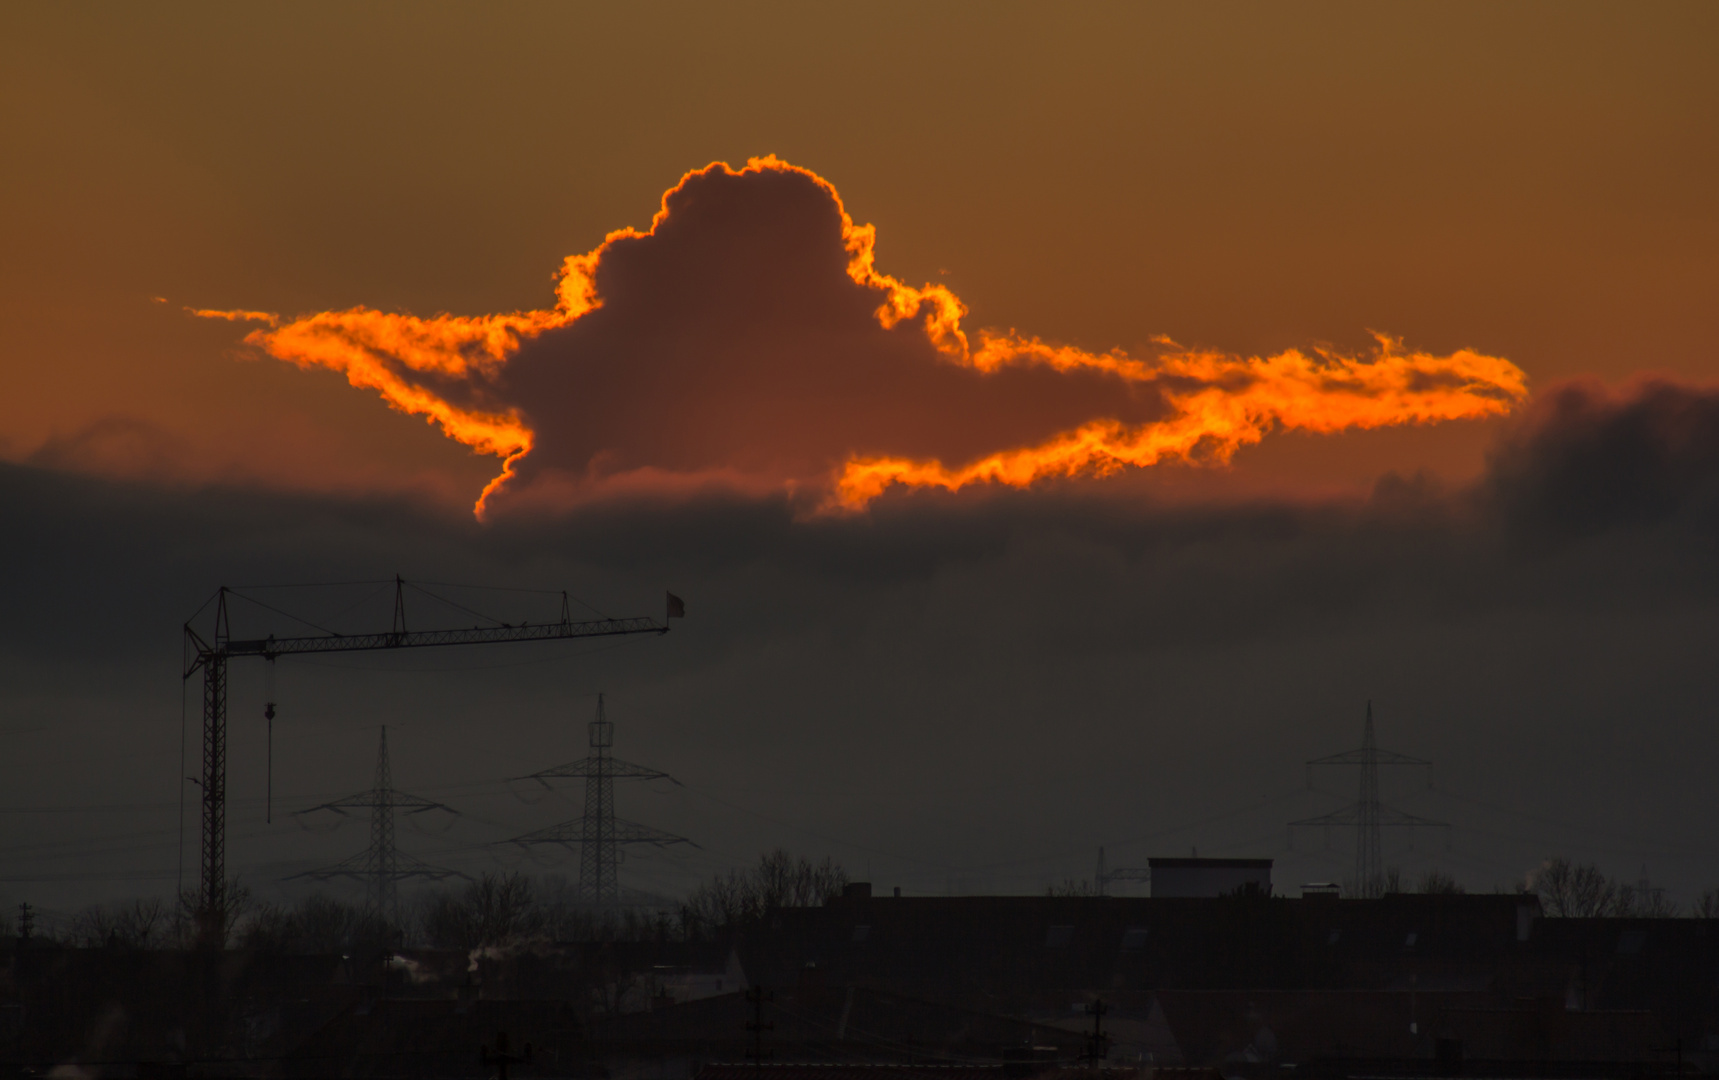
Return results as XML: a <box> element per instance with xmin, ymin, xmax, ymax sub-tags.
<box><xmin>1290</xmin><ymin>702</ymin><xmax>1448</xmax><ymax>898</ymax></box>
<box><xmin>289</xmin><ymin>726</ymin><xmax>467</xmax><ymax>926</ymax></box>
<box><xmin>504</xmin><ymin>694</ymin><xmax>693</xmax><ymax>907</ymax></box>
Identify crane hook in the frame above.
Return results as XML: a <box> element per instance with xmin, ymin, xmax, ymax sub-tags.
<box><xmin>265</xmin><ymin>658</ymin><xmax>277</xmax><ymax>823</ymax></box>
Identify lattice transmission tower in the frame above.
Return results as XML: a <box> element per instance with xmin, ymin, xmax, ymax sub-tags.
<box><xmin>504</xmin><ymin>694</ymin><xmax>693</xmax><ymax>907</ymax></box>
<box><xmin>289</xmin><ymin>726</ymin><xmax>467</xmax><ymax>925</ymax></box>
<box><xmin>1290</xmin><ymin>702</ymin><xmax>1448</xmax><ymax>898</ymax></box>
<box><xmin>1094</xmin><ymin>847</ymin><xmax>1151</xmax><ymax>895</ymax></box>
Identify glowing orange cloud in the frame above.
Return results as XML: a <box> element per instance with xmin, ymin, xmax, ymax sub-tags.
<box><xmin>837</xmin><ymin>335</ymin><xmax>1526</xmax><ymax>507</ymax></box>
<box><xmin>194</xmin><ymin>156</ymin><xmax>1528</xmax><ymax>516</ymax></box>
<box><xmin>188</xmin><ymin>307</ymin><xmax>279</xmax><ymax>325</ymax></box>
<box><xmin>232</xmin><ymin>307</ymin><xmax>569</xmax><ymax>511</ymax></box>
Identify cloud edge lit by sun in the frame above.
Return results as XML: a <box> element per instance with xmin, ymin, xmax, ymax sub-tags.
<box><xmin>192</xmin><ymin>156</ymin><xmax>1529</xmax><ymax>519</ymax></box>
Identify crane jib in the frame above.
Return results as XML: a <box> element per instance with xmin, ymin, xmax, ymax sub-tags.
<box><xmin>211</xmin><ymin>618</ymin><xmax>665</xmax><ymax>660</ymax></box>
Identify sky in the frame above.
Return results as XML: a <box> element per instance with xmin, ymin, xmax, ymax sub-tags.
<box><xmin>2</xmin><ymin>2</ymin><xmax>1718</xmax><ymax>921</ymax></box>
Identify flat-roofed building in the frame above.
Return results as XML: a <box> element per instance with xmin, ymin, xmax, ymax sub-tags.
<box><xmin>1148</xmin><ymin>857</ymin><xmax>1272</xmax><ymax>898</ymax></box>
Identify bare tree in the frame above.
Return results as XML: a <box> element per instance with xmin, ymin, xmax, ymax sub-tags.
<box><xmin>420</xmin><ymin>872</ymin><xmax>544</xmax><ymax>948</ymax></box>
<box><xmin>753</xmin><ymin>848</ymin><xmax>849</xmax><ymax>908</ymax></box>
<box><xmin>1636</xmin><ymin>888</ymin><xmax>1679</xmax><ymax>918</ymax></box>
<box><xmin>69</xmin><ymin>898</ymin><xmax>167</xmax><ymax>948</ymax></box>
<box><xmin>536</xmin><ymin>882</ymin><xmax>672</xmax><ymax>943</ymax></box>
<box><xmin>172</xmin><ymin>880</ymin><xmax>253</xmax><ymax>946</ymax></box>
<box><xmin>1533</xmin><ymin>857</ymin><xmax>1636</xmax><ymax>916</ymax></box>
<box><xmin>237</xmin><ymin>902</ymin><xmax>298</xmax><ymax>951</ymax></box>
<box><xmin>1693</xmin><ymin>889</ymin><xmax>1719</xmax><ymax>919</ymax></box>
<box><xmin>237</xmin><ymin>894</ymin><xmax>389</xmax><ymax>953</ymax></box>
<box><xmin>1417</xmin><ymin>869</ymin><xmax>1465</xmax><ymax>895</ymax></box>
<box><xmin>68</xmin><ymin>906</ymin><xmax>110</xmax><ymax>947</ymax></box>
<box><xmin>680</xmin><ymin>849</ymin><xmax>847</xmax><ymax>939</ymax></box>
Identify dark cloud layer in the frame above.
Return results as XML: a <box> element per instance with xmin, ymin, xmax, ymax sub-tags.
<box><xmin>4</xmin><ymin>378</ymin><xmax>1719</xmax><ymax>912</ymax></box>
<box><xmin>1484</xmin><ymin>378</ymin><xmax>1719</xmax><ymax>539</ymax></box>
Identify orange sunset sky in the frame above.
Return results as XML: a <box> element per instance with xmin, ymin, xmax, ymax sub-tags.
<box><xmin>5</xmin><ymin>2</ymin><xmax>1714</xmax><ymax>514</ymax></box>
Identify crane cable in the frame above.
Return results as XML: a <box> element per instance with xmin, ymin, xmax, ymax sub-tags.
<box><xmin>265</xmin><ymin>657</ymin><xmax>277</xmax><ymax>824</ymax></box>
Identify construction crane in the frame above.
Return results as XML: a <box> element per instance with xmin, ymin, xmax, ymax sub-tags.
<box><xmin>182</xmin><ymin>577</ymin><xmax>676</xmax><ymax>945</ymax></box>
